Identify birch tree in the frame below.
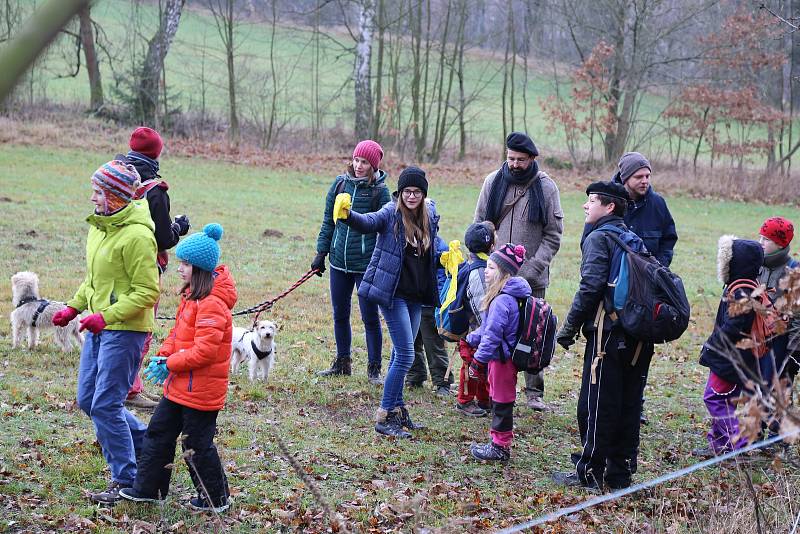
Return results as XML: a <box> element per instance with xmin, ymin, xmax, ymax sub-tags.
<box><xmin>354</xmin><ymin>0</ymin><xmax>375</xmax><ymax>140</ymax></box>
<box><xmin>137</xmin><ymin>0</ymin><xmax>185</xmax><ymax>126</ymax></box>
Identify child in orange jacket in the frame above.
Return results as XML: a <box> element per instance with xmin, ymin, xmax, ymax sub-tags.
<box><xmin>120</xmin><ymin>223</ymin><xmax>238</xmax><ymax>512</ymax></box>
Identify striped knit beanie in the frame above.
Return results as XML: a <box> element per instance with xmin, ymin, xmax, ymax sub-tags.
<box><xmin>176</xmin><ymin>223</ymin><xmax>224</xmax><ymax>273</ymax></box>
<box><xmin>92</xmin><ymin>160</ymin><xmax>141</xmax><ymax>214</ymax></box>
<box><xmin>490</xmin><ymin>243</ymin><xmax>526</xmax><ymax>275</ymax></box>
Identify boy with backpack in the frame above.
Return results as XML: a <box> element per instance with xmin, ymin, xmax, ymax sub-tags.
<box><xmin>693</xmin><ymin>235</ymin><xmax>766</xmax><ymax>458</ymax></box>
<box><xmin>117</xmin><ymin>127</ymin><xmax>190</xmax><ymax>411</ymax></box>
<box><xmin>552</xmin><ymin>180</ymin><xmax>654</xmax><ymax>491</ymax></box>
<box><xmin>455</xmin><ymin>222</ymin><xmax>495</xmax><ymax>417</ymax></box>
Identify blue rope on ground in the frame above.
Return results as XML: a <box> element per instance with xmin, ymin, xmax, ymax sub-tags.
<box><xmin>496</xmin><ymin>428</ymin><xmax>799</xmax><ymax>534</ymax></box>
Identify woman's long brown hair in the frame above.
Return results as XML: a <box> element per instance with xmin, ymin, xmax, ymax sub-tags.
<box><xmin>396</xmin><ymin>197</ymin><xmax>431</xmax><ymax>253</ymax></box>
<box><xmin>181</xmin><ymin>267</ymin><xmax>215</xmax><ymax>300</ymax></box>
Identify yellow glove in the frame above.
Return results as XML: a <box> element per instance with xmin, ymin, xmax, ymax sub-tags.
<box><xmin>439</xmin><ymin>240</ymin><xmax>464</xmax><ymax>310</ymax></box>
<box><xmin>333</xmin><ymin>192</ymin><xmax>352</xmax><ymax>223</ymax></box>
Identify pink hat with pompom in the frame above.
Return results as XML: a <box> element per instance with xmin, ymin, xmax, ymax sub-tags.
<box><xmin>490</xmin><ymin>243</ymin><xmax>526</xmax><ymax>275</ymax></box>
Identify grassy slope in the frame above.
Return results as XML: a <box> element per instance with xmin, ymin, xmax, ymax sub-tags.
<box><xmin>1</xmin><ymin>145</ymin><xmax>799</xmax><ymax>532</ymax></box>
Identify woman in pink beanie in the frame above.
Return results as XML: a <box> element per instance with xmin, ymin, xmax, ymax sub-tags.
<box><xmin>312</xmin><ymin>140</ymin><xmax>391</xmax><ymax>384</ymax></box>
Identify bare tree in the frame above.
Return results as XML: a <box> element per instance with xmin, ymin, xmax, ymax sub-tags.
<box><xmin>78</xmin><ymin>5</ymin><xmax>103</xmax><ymax>112</ymax></box>
<box><xmin>209</xmin><ymin>0</ymin><xmax>241</xmax><ymax>147</ymax></box>
<box><xmin>354</xmin><ymin>0</ymin><xmax>376</xmax><ymax>140</ymax></box>
<box><xmin>137</xmin><ymin>0</ymin><xmax>185</xmax><ymax>126</ymax></box>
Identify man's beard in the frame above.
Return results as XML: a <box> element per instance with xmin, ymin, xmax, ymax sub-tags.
<box><xmin>509</xmin><ymin>166</ymin><xmax>528</xmax><ymax>176</ymax></box>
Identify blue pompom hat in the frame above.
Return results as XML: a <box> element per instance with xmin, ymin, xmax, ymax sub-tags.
<box><xmin>176</xmin><ymin>223</ymin><xmax>224</xmax><ymax>272</ymax></box>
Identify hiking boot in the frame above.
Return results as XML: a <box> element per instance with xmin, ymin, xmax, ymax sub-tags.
<box><xmin>119</xmin><ymin>487</ymin><xmax>164</xmax><ymax>504</ymax></box>
<box><xmin>140</xmin><ymin>390</ymin><xmax>162</xmax><ymax>402</ymax></box>
<box><xmin>456</xmin><ymin>400</ymin><xmax>487</xmax><ymax>417</ymax></box>
<box><xmin>435</xmin><ymin>385</ymin><xmax>451</xmax><ymax>397</ymax></box>
<box><xmin>89</xmin><ymin>481</ymin><xmax>130</xmax><ymax>505</ymax></box>
<box><xmin>367</xmin><ymin>363</ymin><xmax>383</xmax><ymax>385</ymax></box>
<box><xmin>470</xmin><ymin>441</ymin><xmax>510</xmax><ymax>463</ymax></box>
<box><xmin>124</xmin><ymin>392</ymin><xmax>158</xmax><ymax>411</ymax></box>
<box><xmin>398</xmin><ymin>406</ymin><xmax>425</xmax><ymax>430</ymax></box>
<box><xmin>477</xmin><ymin>401</ymin><xmax>492</xmax><ymax>412</ymax></box>
<box><xmin>189</xmin><ymin>495</ymin><xmax>231</xmax><ymax>513</ymax></box>
<box><xmin>375</xmin><ymin>409</ymin><xmax>412</xmax><ymax>439</ymax></box>
<box><xmin>526</xmin><ymin>396</ymin><xmax>548</xmax><ymax>411</ymax></box>
<box><xmin>691</xmin><ymin>446</ymin><xmax>715</xmax><ymax>460</ymax></box>
<box><xmin>551</xmin><ymin>471</ymin><xmax>602</xmax><ymax>492</ymax></box>
<box><xmin>317</xmin><ymin>356</ymin><xmax>351</xmax><ymax>377</ymax></box>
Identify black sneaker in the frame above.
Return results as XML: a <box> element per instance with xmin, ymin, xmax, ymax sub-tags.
<box><xmin>118</xmin><ymin>487</ymin><xmax>164</xmax><ymax>504</ymax></box>
<box><xmin>435</xmin><ymin>385</ymin><xmax>451</xmax><ymax>397</ymax></box>
<box><xmin>551</xmin><ymin>471</ymin><xmax>602</xmax><ymax>492</ymax></box>
<box><xmin>190</xmin><ymin>495</ymin><xmax>231</xmax><ymax>513</ymax></box>
<box><xmin>89</xmin><ymin>481</ymin><xmax>130</xmax><ymax>505</ymax></box>
<box><xmin>470</xmin><ymin>441</ymin><xmax>511</xmax><ymax>463</ymax></box>
<box><xmin>375</xmin><ymin>409</ymin><xmax>412</xmax><ymax>439</ymax></box>
<box><xmin>398</xmin><ymin>406</ymin><xmax>425</xmax><ymax>430</ymax></box>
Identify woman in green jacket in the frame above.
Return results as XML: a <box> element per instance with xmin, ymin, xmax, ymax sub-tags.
<box><xmin>311</xmin><ymin>140</ymin><xmax>390</xmax><ymax>384</ymax></box>
<box><xmin>53</xmin><ymin>160</ymin><xmax>160</xmax><ymax>505</ymax></box>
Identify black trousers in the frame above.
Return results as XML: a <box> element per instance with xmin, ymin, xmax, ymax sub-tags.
<box><xmin>133</xmin><ymin>397</ymin><xmax>229</xmax><ymax>505</ymax></box>
<box><xmin>571</xmin><ymin>327</ymin><xmax>653</xmax><ymax>488</ymax></box>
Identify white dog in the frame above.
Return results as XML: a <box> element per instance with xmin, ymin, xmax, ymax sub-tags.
<box><xmin>230</xmin><ymin>320</ymin><xmax>277</xmax><ymax>382</ymax></box>
<box><xmin>10</xmin><ymin>271</ymin><xmax>83</xmax><ymax>352</ymax></box>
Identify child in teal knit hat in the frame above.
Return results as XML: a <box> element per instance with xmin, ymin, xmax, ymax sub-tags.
<box><xmin>121</xmin><ymin>223</ymin><xmax>239</xmax><ymax>512</ymax></box>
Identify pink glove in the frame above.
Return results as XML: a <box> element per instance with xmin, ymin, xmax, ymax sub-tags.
<box><xmin>78</xmin><ymin>313</ymin><xmax>106</xmax><ymax>334</ymax></box>
<box><xmin>52</xmin><ymin>306</ymin><xmax>80</xmax><ymax>327</ymax></box>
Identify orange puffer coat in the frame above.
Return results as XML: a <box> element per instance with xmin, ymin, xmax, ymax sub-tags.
<box><xmin>160</xmin><ymin>265</ymin><xmax>238</xmax><ymax>411</ymax></box>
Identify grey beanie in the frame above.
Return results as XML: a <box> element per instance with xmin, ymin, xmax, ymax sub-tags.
<box><xmin>617</xmin><ymin>152</ymin><xmax>651</xmax><ymax>183</ymax></box>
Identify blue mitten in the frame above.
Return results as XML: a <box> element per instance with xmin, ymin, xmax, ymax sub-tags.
<box><xmin>143</xmin><ymin>356</ymin><xmax>169</xmax><ymax>385</ymax></box>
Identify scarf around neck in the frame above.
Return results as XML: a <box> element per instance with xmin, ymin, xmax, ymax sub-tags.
<box><xmin>763</xmin><ymin>246</ymin><xmax>791</xmax><ymax>269</ymax></box>
<box><xmin>126</xmin><ymin>150</ymin><xmax>160</xmax><ymax>181</ymax></box>
<box><xmin>484</xmin><ymin>161</ymin><xmax>546</xmax><ymax>227</ymax></box>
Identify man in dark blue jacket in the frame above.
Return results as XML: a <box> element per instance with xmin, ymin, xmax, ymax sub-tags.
<box><xmin>613</xmin><ymin>152</ymin><xmax>678</xmax><ymax>424</ymax></box>
<box><xmin>612</xmin><ymin>152</ymin><xmax>677</xmax><ymax>267</ymax></box>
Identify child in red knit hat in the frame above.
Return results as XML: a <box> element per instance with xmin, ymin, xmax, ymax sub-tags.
<box><xmin>117</xmin><ymin>127</ymin><xmax>191</xmax><ymax>410</ymax></box>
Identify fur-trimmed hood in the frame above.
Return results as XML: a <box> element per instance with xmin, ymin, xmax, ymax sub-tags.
<box><xmin>716</xmin><ymin>235</ymin><xmax>763</xmax><ymax>285</ymax></box>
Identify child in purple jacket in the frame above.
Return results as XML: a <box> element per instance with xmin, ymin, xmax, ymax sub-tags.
<box><xmin>465</xmin><ymin>243</ymin><xmax>531</xmax><ymax>462</ymax></box>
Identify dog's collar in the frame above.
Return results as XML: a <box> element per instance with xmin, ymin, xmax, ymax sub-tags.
<box><xmin>251</xmin><ymin>340</ymin><xmax>273</xmax><ymax>360</ymax></box>
<box><xmin>15</xmin><ymin>296</ymin><xmax>42</xmax><ymax>308</ymax></box>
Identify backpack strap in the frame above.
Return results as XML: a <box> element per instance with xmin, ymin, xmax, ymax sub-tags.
<box><xmin>135</xmin><ymin>179</ymin><xmax>168</xmax><ymax>200</ymax></box>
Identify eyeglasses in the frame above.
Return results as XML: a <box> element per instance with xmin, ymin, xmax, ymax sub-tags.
<box><xmin>507</xmin><ymin>156</ymin><xmax>530</xmax><ymax>164</ymax></box>
<box><xmin>402</xmin><ymin>189</ymin><xmax>424</xmax><ymax>198</ymax></box>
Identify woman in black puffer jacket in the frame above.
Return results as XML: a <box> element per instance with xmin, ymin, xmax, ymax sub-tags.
<box><xmin>312</xmin><ymin>140</ymin><xmax>391</xmax><ymax>384</ymax></box>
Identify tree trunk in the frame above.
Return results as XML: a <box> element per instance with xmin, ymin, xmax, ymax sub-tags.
<box><xmin>138</xmin><ymin>0</ymin><xmax>185</xmax><ymax>125</ymax></box>
<box><xmin>371</xmin><ymin>0</ymin><xmax>386</xmax><ymax>140</ymax></box>
<box><xmin>78</xmin><ymin>5</ymin><xmax>102</xmax><ymax>112</ymax></box>
<box><xmin>354</xmin><ymin>0</ymin><xmax>375</xmax><ymax>140</ymax></box>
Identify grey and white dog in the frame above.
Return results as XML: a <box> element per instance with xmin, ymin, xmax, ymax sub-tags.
<box><xmin>230</xmin><ymin>320</ymin><xmax>278</xmax><ymax>382</ymax></box>
<box><xmin>10</xmin><ymin>271</ymin><xmax>83</xmax><ymax>352</ymax></box>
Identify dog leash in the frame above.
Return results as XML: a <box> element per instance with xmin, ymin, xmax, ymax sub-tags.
<box><xmin>156</xmin><ymin>268</ymin><xmax>320</xmax><ymax>326</ymax></box>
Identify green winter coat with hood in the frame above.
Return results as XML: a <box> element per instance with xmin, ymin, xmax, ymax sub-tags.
<box><xmin>316</xmin><ymin>170</ymin><xmax>391</xmax><ymax>273</ymax></box>
<box><xmin>68</xmin><ymin>199</ymin><xmax>160</xmax><ymax>332</ymax></box>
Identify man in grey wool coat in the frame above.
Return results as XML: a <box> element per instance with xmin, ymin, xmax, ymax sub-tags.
<box><xmin>473</xmin><ymin>131</ymin><xmax>564</xmax><ymax>411</ymax></box>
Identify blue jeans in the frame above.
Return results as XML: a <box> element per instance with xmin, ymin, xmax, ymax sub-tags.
<box><xmin>379</xmin><ymin>297</ymin><xmax>422</xmax><ymax>410</ymax></box>
<box><xmin>77</xmin><ymin>330</ymin><xmax>148</xmax><ymax>486</ymax></box>
<box><xmin>330</xmin><ymin>267</ymin><xmax>382</xmax><ymax>367</ymax></box>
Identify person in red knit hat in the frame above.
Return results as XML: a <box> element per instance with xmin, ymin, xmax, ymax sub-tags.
<box><xmin>311</xmin><ymin>140</ymin><xmax>391</xmax><ymax>384</ymax></box>
<box><xmin>758</xmin><ymin>216</ymin><xmax>799</xmax><ymax>386</ymax></box>
<box><xmin>116</xmin><ymin>127</ymin><xmax>191</xmax><ymax>410</ymax></box>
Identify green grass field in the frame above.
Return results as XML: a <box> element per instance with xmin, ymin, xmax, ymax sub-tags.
<box><xmin>1</xmin><ymin>144</ymin><xmax>799</xmax><ymax>532</ymax></box>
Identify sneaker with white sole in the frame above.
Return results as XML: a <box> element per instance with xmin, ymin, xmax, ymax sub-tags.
<box><xmin>89</xmin><ymin>481</ymin><xmax>131</xmax><ymax>505</ymax></box>
<box><xmin>190</xmin><ymin>495</ymin><xmax>231</xmax><ymax>513</ymax></box>
<box><xmin>118</xmin><ymin>487</ymin><xmax>164</xmax><ymax>504</ymax></box>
